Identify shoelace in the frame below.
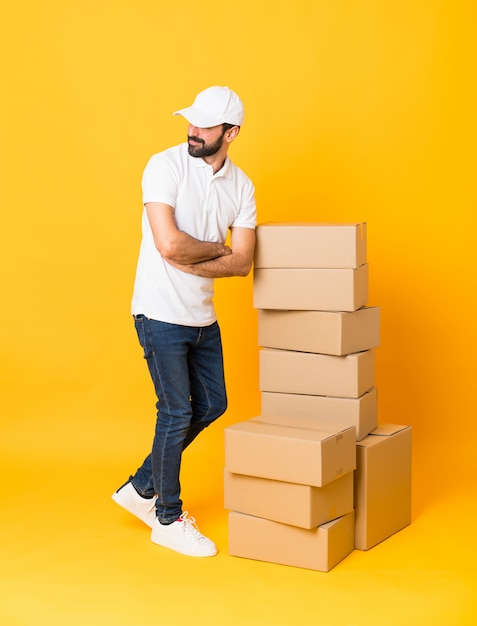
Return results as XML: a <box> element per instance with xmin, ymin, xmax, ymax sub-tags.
<box><xmin>179</xmin><ymin>512</ymin><xmax>207</xmax><ymax>541</ymax></box>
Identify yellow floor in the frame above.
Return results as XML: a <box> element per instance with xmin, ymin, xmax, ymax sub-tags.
<box><xmin>1</xmin><ymin>386</ymin><xmax>476</xmax><ymax>626</ymax></box>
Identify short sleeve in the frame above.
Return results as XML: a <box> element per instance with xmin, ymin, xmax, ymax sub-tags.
<box><xmin>142</xmin><ymin>151</ymin><xmax>181</xmax><ymax>207</ymax></box>
<box><xmin>231</xmin><ymin>177</ymin><xmax>257</xmax><ymax>230</ymax></box>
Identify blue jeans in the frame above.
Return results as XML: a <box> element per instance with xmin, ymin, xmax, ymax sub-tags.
<box><xmin>129</xmin><ymin>315</ymin><xmax>227</xmax><ymax>524</ymax></box>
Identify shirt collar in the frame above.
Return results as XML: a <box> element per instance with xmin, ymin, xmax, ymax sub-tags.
<box><xmin>187</xmin><ymin>148</ymin><xmax>232</xmax><ymax>179</ymax></box>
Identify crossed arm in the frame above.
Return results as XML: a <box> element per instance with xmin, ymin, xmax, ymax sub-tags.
<box><xmin>145</xmin><ymin>202</ymin><xmax>256</xmax><ymax>278</ymax></box>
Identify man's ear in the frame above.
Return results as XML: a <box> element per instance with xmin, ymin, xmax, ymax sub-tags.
<box><xmin>225</xmin><ymin>126</ymin><xmax>240</xmax><ymax>143</ymax></box>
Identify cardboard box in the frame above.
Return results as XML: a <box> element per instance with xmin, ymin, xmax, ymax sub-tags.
<box><xmin>228</xmin><ymin>510</ymin><xmax>355</xmax><ymax>572</ymax></box>
<box><xmin>261</xmin><ymin>388</ymin><xmax>378</xmax><ymax>442</ymax></box>
<box><xmin>354</xmin><ymin>424</ymin><xmax>412</xmax><ymax>550</ymax></box>
<box><xmin>258</xmin><ymin>306</ymin><xmax>380</xmax><ymax>356</ymax></box>
<box><xmin>224</xmin><ymin>415</ymin><xmax>356</xmax><ymax>487</ymax></box>
<box><xmin>260</xmin><ymin>348</ymin><xmax>375</xmax><ymax>399</ymax></box>
<box><xmin>254</xmin><ymin>222</ymin><xmax>367</xmax><ymax>269</ymax></box>
<box><xmin>254</xmin><ymin>265</ymin><xmax>368</xmax><ymax>312</ymax></box>
<box><xmin>224</xmin><ymin>470</ymin><xmax>354</xmax><ymax>529</ymax></box>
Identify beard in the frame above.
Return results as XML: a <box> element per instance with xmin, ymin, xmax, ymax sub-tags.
<box><xmin>187</xmin><ymin>128</ymin><xmax>226</xmax><ymax>158</ymax></box>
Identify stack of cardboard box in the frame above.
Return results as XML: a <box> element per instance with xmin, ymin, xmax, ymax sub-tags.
<box><xmin>224</xmin><ymin>223</ymin><xmax>412</xmax><ymax>570</ymax></box>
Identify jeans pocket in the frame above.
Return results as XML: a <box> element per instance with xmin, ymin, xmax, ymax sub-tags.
<box><xmin>134</xmin><ymin>315</ymin><xmax>148</xmax><ymax>355</ymax></box>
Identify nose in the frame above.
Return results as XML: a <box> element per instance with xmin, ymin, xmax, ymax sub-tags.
<box><xmin>188</xmin><ymin>124</ymin><xmax>200</xmax><ymax>136</ymax></box>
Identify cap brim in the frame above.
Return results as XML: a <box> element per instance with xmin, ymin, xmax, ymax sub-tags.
<box><xmin>173</xmin><ymin>107</ymin><xmax>222</xmax><ymax>128</ymax></box>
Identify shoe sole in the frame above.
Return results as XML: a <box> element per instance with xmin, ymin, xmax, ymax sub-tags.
<box><xmin>151</xmin><ymin>523</ymin><xmax>217</xmax><ymax>557</ymax></box>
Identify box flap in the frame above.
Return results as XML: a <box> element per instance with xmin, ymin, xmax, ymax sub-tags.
<box><xmin>228</xmin><ymin>418</ymin><xmax>351</xmax><ymax>444</ymax></box>
<box><xmin>257</xmin><ymin>222</ymin><xmax>366</xmax><ymax>228</ymax></box>
<box><xmin>356</xmin><ymin>423</ymin><xmax>411</xmax><ymax>448</ymax></box>
<box><xmin>252</xmin><ymin>414</ymin><xmax>355</xmax><ymax>440</ymax></box>
<box><xmin>371</xmin><ymin>424</ymin><xmax>411</xmax><ymax>437</ymax></box>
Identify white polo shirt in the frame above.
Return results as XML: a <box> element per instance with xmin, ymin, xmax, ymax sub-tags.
<box><xmin>131</xmin><ymin>143</ymin><xmax>256</xmax><ymax>326</ymax></box>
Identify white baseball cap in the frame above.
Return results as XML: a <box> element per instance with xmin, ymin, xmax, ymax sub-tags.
<box><xmin>173</xmin><ymin>86</ymin><xmax>244</xmax><ymax>127</ymax></box>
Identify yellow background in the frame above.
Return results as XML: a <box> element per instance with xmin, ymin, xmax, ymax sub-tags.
<box><xmin>1</xmin><ymin>1</ymin><xmax>476</xmax><ymax>625</ymax></box>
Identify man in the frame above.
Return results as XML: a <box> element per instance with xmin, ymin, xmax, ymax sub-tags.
<box><xmin>112</xmin><ymin>86</ymin><xmax>256</xmax><ymax>557</ymax></box>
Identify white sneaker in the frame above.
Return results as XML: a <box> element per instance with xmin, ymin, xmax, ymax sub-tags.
<box><xmin>112</xmin><ymin>481</ymin><xmax>157</xmax><ymax>528</ymax></box>
<box><xmin>151</xmin><ymin>512</ymin><xmax>217</xmax><ymax>557</ymax></box>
